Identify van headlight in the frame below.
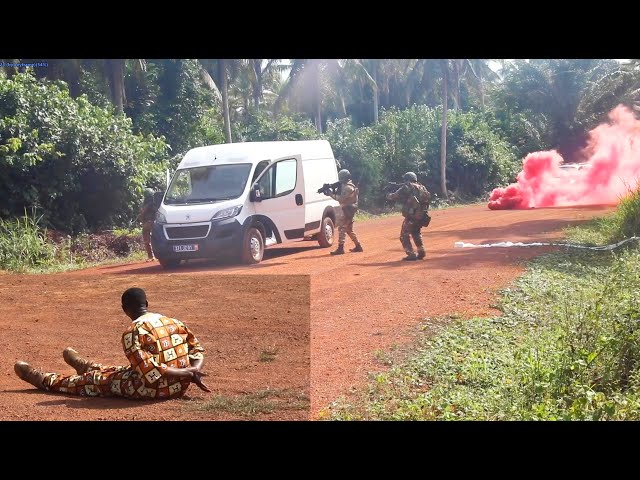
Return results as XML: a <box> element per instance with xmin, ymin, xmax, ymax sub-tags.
<box><xmin>155</xmin><ymin>211</ymin><xmax>167</xmax><ymax>224</ymax></box>
<box><xmin>211</xmin><ymin>205</ymin><xmax>242</xmax><ymax>221</ymax></box>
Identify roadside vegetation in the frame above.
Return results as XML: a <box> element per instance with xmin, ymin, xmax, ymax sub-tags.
<box><xmin>3</xmin><ymin>59</ymin><xmax>638</xmax><ymax>272</ymax></box>
<box><xmin>327</xmin><ymin>187</ymin><xmax>640</xmax><ymax>420</ymax></box>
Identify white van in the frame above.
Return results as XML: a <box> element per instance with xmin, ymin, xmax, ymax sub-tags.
<box><xmin>151</xmin><ymin>140</ymin><xmax>341</xmax><ymax>268</ymax></box>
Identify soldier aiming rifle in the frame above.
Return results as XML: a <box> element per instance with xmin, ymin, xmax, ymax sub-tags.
<box><xmin>385</xmin><ymin>172</ymin><xmax>432</xmax><ymax>261</ymax></box>
<box><xmin>317</xmin><ymin>169</ymin><xmax>363</xmax><ymax>255</ymax></box>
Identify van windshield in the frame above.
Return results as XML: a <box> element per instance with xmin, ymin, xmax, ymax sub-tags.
<box><xmin>165</xmin><ymin>164</ymin><xmax>252</xmax><ymax>204</ymax></box>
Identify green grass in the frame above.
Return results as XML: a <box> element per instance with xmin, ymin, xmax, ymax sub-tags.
<box><xmin>0</xmin><ymin>209</ymin><xmax>57</xmax><ymax>272</ymax></box>
<box><xmin>191</xmin><ymin>388</ymin><xmax>310</xmax><ymax>417</ymax></box>
<box><xmin>258</xmin><ymin>346</ymin><xmax>279</xmax><ymax>362</ymax></box>
<box><xmin>329</xmin><ymin>189</ymin><xmax>640</xmax><ymax>421</ymax></box>
<box><xmin>0</xmin><ymin>211</ymin><xmax>147</xmax><ymax>273</ymax></box>
<box><xmin>565</xmin><ymin>187</ymin><xmax>640</xmax><ymax>246</ymax></box>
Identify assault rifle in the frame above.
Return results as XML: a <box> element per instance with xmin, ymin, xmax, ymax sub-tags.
<box><xmin>317</xmin><ymin>181</ymin><xmax>342</xmax><ymax>196</ymax></box>
<box><xmin>383</xmin><ymin>181</ymin><xmax>403</xmax><ymax>192</ymax></box>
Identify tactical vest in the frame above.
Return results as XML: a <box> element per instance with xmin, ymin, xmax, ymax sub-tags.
<box><xmin>403</xmin><ymin>182</ymin><xmax>430</xmax><ymax>219</ymax></box>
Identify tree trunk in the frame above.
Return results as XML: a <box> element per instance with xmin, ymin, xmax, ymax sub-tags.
<box><xmin>314</xmin><ymin>62</ymin><xmax>322</xmax><ymax>134</ymax></box>
<box><xmin>440</xmin><ymin>63</ymin><xmax>449</xmax><ymax>199</ymax></box>
<box><xmin>453</xmin><ymin>59</ymin><xmax>460</xmax><ymax>112</ymax></box>
<box><xmin>252</xmin><ymin>59</ymin><xmax>261</xmax><ymax>110</ymax></box>
<box><xmin>373</xmin><ymin>62</ymin><xmax>379</xmax><ymax>123</ymax></box>
<box><xmin>106</xmin><ymin>59</ymin><xmax>125</xmax><ymax>114</ymax></box>
<box><xmin>479</xmin><ymin>67</ymin><xmax>485</xmax><ymax>108</ymax></box>
<box><xmin>220</xmin><ymin>59</ymin><xmax>232</xmax><ymax>143</ymax></box>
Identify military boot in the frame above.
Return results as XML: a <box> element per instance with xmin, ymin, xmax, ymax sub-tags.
<box><xmin>349</xmin><ymin>244</ymin><xmax>363</xmax><ymax>253</ymax></box>
<box><xmin>403</xmin><ymin>252</ymin><xmax>418</xmax><ymax>261</ymax></box>
<box><xmin>417</xmin><ymin>248</ymin><xmax>426</xmax><ymax>259</ymax></box>
<box><xmin>63</xmin><ymin>347</ymin><xmax>93</xmax><ymax>375</ymax></box>
<box><xmin>14</xmin><ymin>361</ymin><xmax>51</xmax><ymax>390</ymax></box>
<box><xmin>330</xmin><ymin>244</ymin><xmax>345</xmax><ymax>255</ymax></box>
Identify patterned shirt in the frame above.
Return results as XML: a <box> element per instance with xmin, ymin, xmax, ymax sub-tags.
<box><xmin>122</xmin><ymin>312</ymin><xmax>205</xmax><ymax>399</ymax></box>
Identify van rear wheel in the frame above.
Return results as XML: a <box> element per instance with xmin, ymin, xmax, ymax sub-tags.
<box><xmin>317</xmin><ymin>216</ymin><xmax>335</xmax><ymax>248</ymax></box>
<box><xmin>241</xmin><ymin>227</ymin><xmax>264</xmax><ymax>264</ymax></box>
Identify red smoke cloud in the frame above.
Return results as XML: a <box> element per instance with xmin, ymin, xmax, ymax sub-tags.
<box><xmin>488</xmin><ymin>105</ymin><xmax>640</xmax><ymax>210</ymax></box>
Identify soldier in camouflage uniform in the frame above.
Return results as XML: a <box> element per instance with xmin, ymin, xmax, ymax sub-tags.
<box><xmin>386</xmin><ymin>172</ymin><xmax>431</xmax><ymax>261</ymax></box>
<box><xmin>137</xmin><ymin>188</ymin><xmax>157</xmax><ymax>262</ymax></box>
<box><xmin>329</xmin><ymin>169</ymin><xmax>363</xmax><ymax>255</ymax></box>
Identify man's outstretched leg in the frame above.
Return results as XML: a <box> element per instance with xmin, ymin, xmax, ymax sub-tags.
<box><xmin>63</xmin><ymin>347</ymin><xmax>101</xmax><ymax>375</ymax></box>
<box><xmin>14</xmin><ymin>361</ymin><xmax>53</xmax><ymax>390</ymax></box>
<box><xmin>16</xmin><ymin>359</ymin><xmax>133</xmax><ymax>397</ymax></box>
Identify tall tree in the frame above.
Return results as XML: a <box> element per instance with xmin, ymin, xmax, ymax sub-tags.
<box><xmin>495</xmin><ymin>59</ymin><xmax>620</xmax><ymax>158</ymax></box>
<box><xmin>440</xmin><ymin>60</ymin><xmax>449</xmax><ymax>199</ymax></box>
<box><xmin>220</xmin><ymin>59</ymin><xmax>232</xmax><ymax>143</ymax></box>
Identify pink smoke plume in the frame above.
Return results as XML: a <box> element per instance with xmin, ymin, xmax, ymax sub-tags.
<box><xmin>488</xmin><ymin>105</ymin><xmax>640</xmax><ymax>210</ymax></box>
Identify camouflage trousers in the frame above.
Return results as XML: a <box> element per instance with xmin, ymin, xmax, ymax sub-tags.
<box><xmin>400</xmin><ymin>218</ymin><xmax>425</xmax><ymax>255</ymax></box>
<box><xmin>44</xmin><ymin>362</ymin><xmax>188</xmax><ymax>400</ymax></box>
<box><xmin>337</xmin><ymin>212</ymin><xmax>360</xmax><ymax>246</ymax></box>
<box><xmin>142</xmin><ymin>220</ymin><xmax>154</xmax><ymax>243</ymax></box>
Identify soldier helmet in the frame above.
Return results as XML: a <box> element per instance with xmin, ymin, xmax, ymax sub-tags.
<box><xmin>403</xmin><ymin>172</ymin><xmax>417</xmax><ymax>183</ymax></box>
<box><xmin>338</xmin><ymin>169</ymin><xmax>352</xmax><ymax>182</ymax></box>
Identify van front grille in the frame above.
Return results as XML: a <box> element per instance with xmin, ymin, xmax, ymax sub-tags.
<box><xmin>165</xmin><ymin>224</ymin><xmax>210</xmax><ymax>240</ymax></box>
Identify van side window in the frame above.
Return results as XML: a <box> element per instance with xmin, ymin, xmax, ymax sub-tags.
<box><xmin>256</xmin><ymin>158</ymin><xmax>297</xmax><ymax>200</ymax></box>
<box><xmin>252</xmin><ymin>160</ymin><xmax>270</xmax><ymax>184</ymax></box>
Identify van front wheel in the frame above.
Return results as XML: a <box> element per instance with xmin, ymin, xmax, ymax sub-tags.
<box><xmin>158</xmin><ymin>258</ymin><xmax>180</xmax><ymax>269</ymax></box>
<box><xmin>241</xmin><ymin>227</ymin><xmax>264</xmax><ymax>264</ymax></box>
<box><xmin>317</xmin><ymin>216</ymin><xmax>335</xmax><ymax>248</ymax></box>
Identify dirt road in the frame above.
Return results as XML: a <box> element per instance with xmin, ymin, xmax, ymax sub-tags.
<box><xmin>0</xmin><ymin>204</ymin><xmax>612</xmax><ymax>420</ymax></box>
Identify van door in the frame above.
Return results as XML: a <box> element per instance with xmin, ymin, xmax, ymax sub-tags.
<box><xmin>252</xmin><ymin>154</ymin><xmax>305</xmax><ymax>241</ymax></box>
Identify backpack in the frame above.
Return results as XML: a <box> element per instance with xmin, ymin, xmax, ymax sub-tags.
<box><xmin>152</xmin><ymin>191</ymin><xmax>164</xmax><ymax>210</ymax></box>
<box><xmin>414</xmin><ymin>183</ymin><xmax>431</xmax><ymax>208</ymax></box>
<box><xmin>408</xmin><ymin>183</ymin><xmax>431</xmax><ymax>226</ymax></box>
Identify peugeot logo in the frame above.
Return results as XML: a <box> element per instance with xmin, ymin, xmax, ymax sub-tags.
<box><xmin>185</xmin><ymin>214</ymin><xmax>191</xmax><ymax>221</ymax></box>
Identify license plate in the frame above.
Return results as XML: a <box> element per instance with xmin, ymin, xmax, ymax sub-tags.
<box><xmin>173</xmin><ymin>244</ymin><xmax>199</xmax><ymax>253</ymax></box>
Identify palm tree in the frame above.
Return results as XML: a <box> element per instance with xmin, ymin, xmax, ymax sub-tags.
<box><xmin>272</xmin><ymin>59</ymin><xmax>339</xmax><ymax>133</ymax></box>
<box><xmin>273</xmin><ymin>59</ymin><xmax>307</xmax><ymax>115</ymax></box>
<box><xmin>198</xmin><ymin>59</ymin><xmax>241</xmax><ymax>143</ymax></box>
<box><xmin>464</xmin><ymin>59</ymin><xmax>501</xmax><ymax>108</ymax></box>
<box><xmin>220</xmin><ymin>59</ymin><xmax>232</xmax><ymax>142</ymax></box>
<box><xmin>245</xmin><ymin>59</ymin><xmax>289</xmax><ymax>110</ymax></box>
<box><xmin>348</xmin><ymin>59</ymin><xmax>379</xmax><ymax>123</ymax></box>
<box><xmin>576</xmin><ymin>59</ymin><xmax>640</xmax><ymax>122</ymax></box>
<box><xmin>440</xmin><ymin>59</ymin><xmax>449</xmax><ymax>199</ymax></box>
<box><xmin>497</xmin><ymin>59</ymin><xmax>620</xmax><ymax>157</ymax></box>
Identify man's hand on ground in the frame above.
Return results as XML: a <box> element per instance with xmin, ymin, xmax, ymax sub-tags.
<box><xmin>191</xmin><ymin>371</ymin><xmax>211</xmax><ymax>392</ymax></box>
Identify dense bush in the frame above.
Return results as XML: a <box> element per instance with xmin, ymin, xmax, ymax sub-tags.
<box><xmin>236</xmin><ymin>110</ymin><xmax>319</xmax><ymax>142</ymax></box>
<box><xmin>0</xmin><ymin>73</ymin><xmax>169</xmax><ymax>233</ymax></box>
<box><xmin>125</xmin><ymin>59</ymin><xmax>226</xmax><ymax>155</ymax></box>
<box><xmin>325</xmin><ymin>105</ymin><xmax>520</xmax><ymax>207</ymax></box>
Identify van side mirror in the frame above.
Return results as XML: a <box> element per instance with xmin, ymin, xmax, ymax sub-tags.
<box><xmin>250</xmin><ymin>184</ymin><xmax>262</xmax><ymax>202</ymax></box>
